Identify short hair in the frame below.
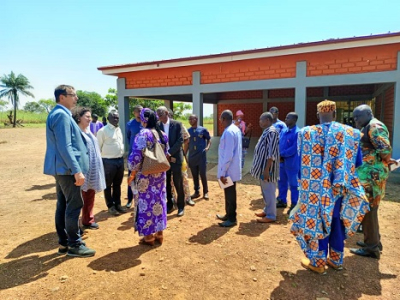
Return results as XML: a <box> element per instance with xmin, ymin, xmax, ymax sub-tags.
<box><xmin>92</xmin><ymin>113</ymin><xmax>98</xmax><ymax>120</ymax></box>
<box><xmin>167</xmin><ymin>108</ymin><xmax>174</xmax><ymax>118</ymax></box>
<box><xmin>261</xmin><ymin>112</ymin><xmax>273</xmax><ymax>122</ymax></box>
<box><xmin>221</xmin><ymin>110</ymin><xmax>233</xmax><ymax>121</ymax></box>
<box><xmin>54</xmin><ymin>85</ymin><xmax>74</xmax><ymax>103</ymax></box>
<box><xmin>269</xmin><ymin>106</ymin><xmax>279</xmax><ymax>114</ymax></box>
<box><xmin>156</xmin><ymin>106</ymin><xmax>168</xmax><ymax>116</ymax></box>
<box><xmin>287</xmin><ymin>112</ymin><xmax>298</xmax><ymax>121</ymax></box>
<box><xmin>71</xmin><ymin>107</ymin><xmax>91</xmax><ymax>124</ymax></box>
<box><xmin>108</xmin><ymin>109</ymin><xmax>118</xmax><ymax>117</ymax></box>
<box><xmin>133</xmin><ymin>105</ymin><xmax>143</xmax><ymax>112</ymax></box>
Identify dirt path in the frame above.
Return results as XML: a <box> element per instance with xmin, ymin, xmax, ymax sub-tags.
<box><xmin>0</xmin><ymin>128</ymin><xmax>399</xmax><ymax>300</ymax></box>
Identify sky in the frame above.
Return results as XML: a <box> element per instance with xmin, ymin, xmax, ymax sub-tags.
<box><xmin>1</xmin><ymin>0</ymin><xmax>400</xmax><ymax>117</ymax></box>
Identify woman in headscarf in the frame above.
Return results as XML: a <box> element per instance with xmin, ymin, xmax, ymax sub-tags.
<box><xmin>128</xmin><ymin>108</ymin><xmax>169</xmax><ymax>246</ymax></box>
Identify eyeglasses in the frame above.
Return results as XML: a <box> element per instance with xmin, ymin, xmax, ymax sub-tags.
<box><xmin>157</xmin><ymin>112</ymin><xmax>165</xmax><ymax>117</ymax></box>
<box><xmin>64</xmin><ymin>93</ymin><xmax>77</xmax><ymax>97</ymax></box>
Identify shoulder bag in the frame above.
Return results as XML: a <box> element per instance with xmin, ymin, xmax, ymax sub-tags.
<box><xmin>141</xmin><ymin>130</ymin><xmax>170</xmax><ymax>175</ymax></box>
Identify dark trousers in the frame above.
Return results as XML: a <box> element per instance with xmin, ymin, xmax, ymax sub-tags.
<box><xmin>55</xmin><ymin>175</ymin><xmax>83</xmax><ymax>247</ymax></box>
<box><xmin>167</xmin><ymin>164</ymin><xmax>185</xmax><ymax>210</ymax></box>
<box><xmin>224</xmin><ymin>182</ymin><xmax>237</xmax><ymax>222</ymax></box>
<box><xmin>190</xmin><ymin>162</ymin><xmax>208</xmax><ymax>194</ymax></box>
<box><xmin>362</xmin><ymin>205</ymin><xmax>381</xmax><ymax>252</ymax></box>
<box><xmin>102</xmin><ymin>157</ymin><xmax>124</xmax><ymax>208</ymax></box>
<box><xmin>127</xmin><ymin>170</ymin><xmax>133</xmax><ymax>202</ymax></box>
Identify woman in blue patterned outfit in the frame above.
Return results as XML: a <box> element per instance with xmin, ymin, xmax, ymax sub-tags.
<box><xmin>128</xmin><ymin>108</ymin><xmax>169</xmax><ymax>246</ymax></box>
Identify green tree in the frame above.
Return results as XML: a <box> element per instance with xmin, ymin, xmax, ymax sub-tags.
<box><xmin>128</xmin><ymin>98</ymin><xmax>164</xmax><ymax>115</ymax></box>
<box><xmin>76</xmin><ymin>90</ymin><xmax>108</xmax><ymax>117</ymax></box>
<box><xmin>0</xmin><ymin>71</ymin><xmax>34</xmax><ymax>127</ymax></box>
<box><xmin>104</xmin><ymin>88</ymin><xmax>118</xmax><ymax>109</ymax></box>
<box><xmin>0</xmin><ymin>99</ymin><xmax>8</xmax><ymax>111</ymax></box>
<box><xmin>24</xmin><ymin>101</ymin><xmax>45</xmax><ymax>113</ymax></box>
<box><xmin>38</xmin><ymin>98</ymin><xmax>55</xmax><ymax>113</ymax></box>
<box><xmin>173</xmin><ymin>102</ymin><xmax>192</xmax><ymax>119</ymax></box>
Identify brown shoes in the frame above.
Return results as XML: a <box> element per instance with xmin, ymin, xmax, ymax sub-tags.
<box><xmin>256</xmin><ymin>217</ymin><xmax>275</xmax><ymax>223</ymax></box>
<box><xmin>255</xmin><ymin>211</ymin><xmax>266</xmax><ymax>217</ymax></box>
<box><xmin>301</xmin><ymin>258</ymin><xmax>326</xmax><ymax>274</ymax></box>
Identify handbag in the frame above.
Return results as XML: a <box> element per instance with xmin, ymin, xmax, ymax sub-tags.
<box><xmin>242</xmin><ymin>128</ymin><xmax>252</xmax><ymax>149</ymax></box>
<box><xmin>141</xmin><ymin>130</ymin><xmax>170</xmax><ymax>175</ymax></box>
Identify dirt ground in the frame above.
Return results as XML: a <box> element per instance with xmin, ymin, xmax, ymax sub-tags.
<box><xmin>0</xmin><ymin>127</ymin><xmax>399</xmax><ymax>300</ymax></box>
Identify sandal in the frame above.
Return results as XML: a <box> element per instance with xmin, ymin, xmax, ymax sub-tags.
<box><xmin>139</xmin><ymin>235</ymin><xmax>155</xmax><ymax>246</ymax></box>
<box><xmin>155</xmin><ymin>231</ymin><xmax>164</xmax><ymax>245</ymax></box>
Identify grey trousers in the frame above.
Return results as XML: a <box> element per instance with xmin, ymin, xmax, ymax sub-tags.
<box><xmin>362</xmin><ymin>205</ymin><xmax>381</xmax><ymax>252</ymax></box>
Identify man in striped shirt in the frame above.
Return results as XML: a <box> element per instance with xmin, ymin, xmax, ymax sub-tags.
<box><xmin>250</xmin><ymin>112</ymin><xmax>280</xmax><ymax>223</ymax></box>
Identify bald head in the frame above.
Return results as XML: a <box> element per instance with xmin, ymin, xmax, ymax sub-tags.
<box><xmin>353</xmin><ymin>104</ymin><xmax>373</xmax><ymax>129</ymax></box>
<box><xmin>220</xmin><ymin>110</ymin><xmax>233</xmax><ymax>129</ymax></box>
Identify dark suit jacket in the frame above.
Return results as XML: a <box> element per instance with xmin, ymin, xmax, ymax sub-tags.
<box><xmin>159</xmin><ymin>119</ymin><xmax>184</xmax><ymax>165</ymax></box>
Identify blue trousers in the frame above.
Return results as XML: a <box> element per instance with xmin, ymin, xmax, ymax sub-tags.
<box><xmin>55</xmin><ymin>175</ymin><xmax>84</xmax><ymax>247</ymax></box>
<box><xmin>260</xmin><ymin>180</ymin><xmax>277</xmax><ymax>220</ymax></box>
<box><xmin>309</xmin><ymin>197</ymin><xmax>345</xmax><ymax>268</ymax></box>
<box><xmin>277</xmin><ymin>164</ymin><xmax>299</xmax><ymax>206</ymax></box>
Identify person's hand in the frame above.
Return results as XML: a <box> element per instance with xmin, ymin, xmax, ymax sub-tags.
<box><xmin>247</xmin><ymin>123</ymin><xmax>253</xmax><ymax>129</ymax></box>
<box><xmin>74</xmin><ymin>172</ymin><xmax>85</xmax><ymax>186</ymax></box>
<box><xmin>205</xmin><ymin>147</ymin><xmax>209</xmax><ymax>152</ymax></box>
<box><xmin>263</xmin><ymin>170</ymin><xmax>270</xmax><ymax>182</ymax></box>
<box><xmin>220</xmin><ymin>176</ymin><xmax>228</xmax><ymax>185</ymax></box>
<box><xmin>166</xmin><ymin>153</ymin><xmax>171</xmax><ymax>162</ymax></box>
<box><xmin>127</xmin><ymin>171</ymin><xmax>136</xmax><ymax>185</ymax></box>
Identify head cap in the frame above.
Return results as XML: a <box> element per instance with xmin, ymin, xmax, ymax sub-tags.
<box><xmin>236</xmin><ymin>110</ymin><xmax>244</xmax><ymax>116</ymax></box>
<box><xmin>317</xmin><ymin>100</ymin><xmax>336</xmax><ymax>113</ymax></box>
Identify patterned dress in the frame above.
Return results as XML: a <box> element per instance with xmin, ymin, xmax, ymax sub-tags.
<box><xmin>128</xmin><ymin>129</ymin><xmax>169</xmax><ymax>236</ymax></box>
<box><xmin>290</xmin><ymin>122</ymin><xmax>369</xmax><ymax>267</ymax></box>
<box><xmin>356</xmin><ymin>118</ymin><xmax>391</xmax><ymax>207</ymax></box>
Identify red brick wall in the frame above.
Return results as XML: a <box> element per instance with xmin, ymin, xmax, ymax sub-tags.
<box><xmin>382</xmin><ymin>86</ymin><xmax>394</xmax><ymax>143</ymax></box>
<box><xmin>267</xmin><ymin>102</ymin><xmax>295</xmax><ymax>121</ymax></box>
<box><xmin>218</xmin><ymin>90</ymin><xmax>263</xmax><ymax>100</ymax></box>
<box><xmin>307</xmin><ymin>87</ymin><xmax>324</xmax><ymax>97</ymax></box>
<box><xmin>306</xmin><ymin>101</ymin><xmax>319</xmax><ymax>126</ymax></box>
<box><xmin>217</xmin><ymin>103</ymin><xmax>263</xmax><ymax>136</ymax></box>
<box><xmin>329</xmin><ymin>85</ymin><xmax>375</xmax><ymax>96</ymax></box>
<box><xmin>268</xmin><ymin>89</ymin><xmax>295</xmax><ymax>98</ymax></box>
<box><xmin>119</xmin><ymin>43</ymin><xmax>400</xmax><ymax>89</ymax></box>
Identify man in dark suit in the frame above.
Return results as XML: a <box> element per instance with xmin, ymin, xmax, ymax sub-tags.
<box><xmin>157</xmin><ymin>106</ymin><xmax>186</xmax><ymax>216</ymax></box>
<box><xmin>44</xmin><ymin>84</ymin><xmax>95</xmax><ymax>257</ymax></box>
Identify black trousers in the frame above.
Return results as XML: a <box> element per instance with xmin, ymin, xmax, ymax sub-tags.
<box><xmin>102</xmin><ymin>157</ymin><xmax>124</xmax><ymax>208</ymax></box>
<box><xmin>190</xmin><ymin>162</ymin><xmax>208</xmax><ymax>194</ymax></box>
<box><xmin>362</xmin><ymin>205</ymin><xmax>381</xmax><ymax>252</ymax></box>
<box><xmin>167</xmin><ymin>163</ymin><xmax>185</xmax><ymax>210</ymax></box>
<box><xmin>224</xmin><ymin>182</ymin><xmax>237</xmax><ymax>222</ymax></box>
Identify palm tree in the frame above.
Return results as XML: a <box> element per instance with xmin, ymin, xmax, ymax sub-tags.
<box><xmin>0</xmin><ymin>71</ymin><xmax>34</xmax><ymax>127</ymax></box>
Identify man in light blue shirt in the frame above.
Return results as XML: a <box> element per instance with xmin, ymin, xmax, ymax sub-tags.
<box><xmin>269</xmin><ymin>106</ymin><xmax>287</xmax><ymax>134</ymax></box>
<box><xmin>216</xmin><ymin>110</ymin><xmax>242</xmax><ymax>227</ymax></box>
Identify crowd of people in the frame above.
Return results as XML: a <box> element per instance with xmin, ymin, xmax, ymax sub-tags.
<box><xmin>44</xmin><ymin>84</ymin><xmax>396</xmax><ymax>275</ymax></box>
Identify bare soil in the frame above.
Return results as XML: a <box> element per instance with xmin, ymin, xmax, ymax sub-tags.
<box><xmin>0</xmin><ymin>128</ymin><xmax>399</xmax><ymax>300</ymax></box>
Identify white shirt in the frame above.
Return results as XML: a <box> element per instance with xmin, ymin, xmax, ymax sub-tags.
<box><xmin>97</xmin><ymin>124</ymin><xmax>124</xmax><ymax>158</ymax></box>
<box><xmin>218</xmin><ymin>123</ymin><xmax>242</xmax><ymax>182</ymax></box>
<box><xmin>163</xmin><ymin>117</ymin><xmax>171</xmax><ymax>138</ymax></box>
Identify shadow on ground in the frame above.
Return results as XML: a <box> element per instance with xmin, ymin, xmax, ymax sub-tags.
<box><xmin>270</xmin><ymin>256</ymin><xmax>396</xmax><ymax>300</ymax></box>
<box><xmin>188</xmin><ymin>224</ymin><xmax>230</xmax><ymax>245</ymax></box>
<box><xmin>0</xmin><ymin>253</ymin><xmax>67</xmax><ymax>290</ymax></box>
<box><xmin>88</xmin><ymin>245</ymin><xmax>155</xmax><ymax>272</ymax></box>
<box><xmin>5</xmin><ymin>232</ymin><xmax>59</xmax><ymax>259</ymax></box>
<box><xmin>25</xmin><ymin>183</ymin><xmax>56</xmax><ymax>191</ymax></box>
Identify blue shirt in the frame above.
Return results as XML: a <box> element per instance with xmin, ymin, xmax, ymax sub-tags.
<box><xmin>188</xmin><ymin>126</ymin><xmax>211</xmax><ymax>167</ymax></box>
<box><xmin>279</xmin><ymin>125</ymin><xmax>300</xmax><ymax>170</ymax></box>
<box><xmin>218</xmin><ymin>124</ymin><xmax>242</xmax><ymax>182</ymax></box>
<box><xmin>126</xmin><ymin>119</ymin><xmax>142</xmax><ymax>152</ymax></box>
<box><xmin>272</xmin><ymin>119</ymin><xmax>287</xmax><ymax>134</ymax></box>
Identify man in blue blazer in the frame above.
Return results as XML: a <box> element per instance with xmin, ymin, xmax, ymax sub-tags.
<box><xmin>44</xmin><ymin>85</ymin><xmax>95</xmax><ymax>257</ymax></box>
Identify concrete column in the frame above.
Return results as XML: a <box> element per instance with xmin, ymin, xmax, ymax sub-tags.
<box><xmin>117</xmin><ymin>78</ymin><xmax>130</xmax><ymax>152</ymax></box>
<box><xmin>192</xmin><ymin>71</ymin><xmax>203</xmax><ymax>125</ymax></box>
<box><xmin>163</xmin><ymin>100</ymin><xmax>173</xmax><ymax>110</ymax></box>
<box><xmin>262</xmin><ymin>90</ymin><xmax>269</xmax><ymax>112</ymax></box>
<box><xmin>391</xmin><ymin>52</ymin><xmax>400</xmax><ymax>158</ymax></box>
<box><xmin>295</xmin><ymin>61</ymin><xmax>307</xmax><ymax>127</ymax></box>
<box><xmin>213</xmin><ymin>104</ymin><xmax>218</xmax><ymax>136</ymax></box>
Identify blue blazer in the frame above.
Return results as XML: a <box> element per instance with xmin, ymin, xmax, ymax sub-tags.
<box><xmin>44</xmin><ymin>104</ymin><xmax>89</xmax><ymax>176</ymax></box>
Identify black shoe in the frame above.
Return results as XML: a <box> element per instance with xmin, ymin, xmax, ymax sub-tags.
<box><xmin>356</xmin><ymin>225</ymin><xmax>363</xmax><ymax>233</ymax></box>
<box><xmin>186</xmin><ymin>199</ymin><xmax>195</xmax><ymax>206</ymax></box>
<box><xmin>203</xmin><ymin>193</ymin><xmax>209</xmax><ymax>200</ymax></box>
<box><xmin>83</xmin><ymin>222</ymin><xmax>99</xmax><ymax>230</ymax></box>
<box><xmin>108</xmin><ymin>206</ymin><xmax>121</xmax><ymax>216</ymax></box>
<box><xmin>177</xmin><ymin>208</ymin><xmax>185</xmax><ymax>217</ymax></box>
<box><xmin>219</xmin><ymin>220</ymin><xmax>237</xmax><ymax>227</ymax></box>
<box><xmin>116</xmin><ymin>205</ymin><xmax>128</xmax><ymax>213</ymax></box>
<box><xmin>67</xmin><ymin>244</ymin><xmax>96</xmax><ymax>257</ymax></box>
<box><xmin>276</xmin><ymin>199</ymin><xmax>287</xmax><ymax>208</ymax></box>
<box><xmin>216</xmin><ymin>214</ymin><xmax>228</xmax><ymax>221</ymax></box>
<box><xmin>356</xmin><ymin>241</ymin><xmax>383</xmax><ymax>251</ymax></box>
<box><xmin>58</xmin><ymin>245</ymin><xmax>68</xmax><ymax>255</ymax></box>
<box><xmin>126</xmin><ymin>201</ymin><xmax>133</xmax><ymax>208</ymax></box>
<box><xmin>167</xmin><ymin>207</ymin><xmax>176</xmax><ymax>214</ymax></box>
<box><xmin>191</xmin><ymin>192</ymin><xmax>201</xmax><ymax>199</ymax></box>
<box><xmin>287</xmin><ymin>204</ymin><xmax>296</xmax><ymax>215</ymax></box>
<box><xmin>350</xmin><ymin>248</ymin><xmax>380</xmax><ymax>259</ymax></box>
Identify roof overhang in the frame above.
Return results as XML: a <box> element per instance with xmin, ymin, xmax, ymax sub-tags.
<box><xmin>98</xmin><ymin>32</ymin><xmax>400</xmax><ymax>76</ymax></box>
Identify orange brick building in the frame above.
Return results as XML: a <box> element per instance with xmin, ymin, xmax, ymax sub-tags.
<box><xmin>98</xmin><ymin>32</ymin><xmax>400</xmax><ymax>157</ymax></box>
